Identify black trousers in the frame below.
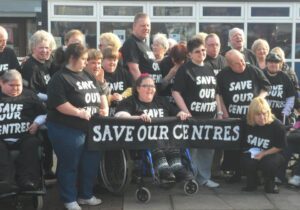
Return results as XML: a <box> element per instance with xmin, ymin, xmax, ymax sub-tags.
<box><xmin>241</xmin><ymin>152</ymin><xmax>285</xmax><ymax>188</ymax></box>
<box><xmin>0</xmin><ymin>136</ymin><xmax>41</xmax><ymax>184</ymax></box>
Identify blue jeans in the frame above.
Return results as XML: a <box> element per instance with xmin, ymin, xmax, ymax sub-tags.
<box><xmin>47</xmin><ymin>121</ymin><xmax>100</xmax><ymax>203</ymax></box>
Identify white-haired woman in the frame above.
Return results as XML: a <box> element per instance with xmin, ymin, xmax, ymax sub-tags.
<box><xmin>152</xmin><ymin>33</ymin><xmax>169</xmax><ymax>62</ymax></box>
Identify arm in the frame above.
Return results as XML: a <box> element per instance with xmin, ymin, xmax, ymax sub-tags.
<box><xmin>254</xmin><ymin>147</ymin><xmax>282</xmax><ymax>160</ymax></box>
<box><xmin>217</xmin><ymin>94</ymin><xmax>229</xmax><ymax>119</ymax></box>
<box><xmin>258</xmin><ymin>89</ymin><xmax>268</xmax><ymax>98</ymax></box>
<box><xmin>127</xmin><ymin>62</ymin><xmax>141</xmax><ymax>81</ymax></box>
<box><xmin>172</xmin><ymin>90</ymin><xmax>191</xmax><ymax>115</ymax></box>
<box><xmin>115</xmin><ymin>111</ymin><xmax>152</xmax><ymax>122</ymax></box>
<box><xmin>161</xmin><ymin>63</ymin><xmax>181</xmax><ymax>87</ymax></box>
<box><xmin>28</xmin><ymin>114</ymin><xmax>47</xmax><ymax>134</ymax></box>
<box><xmin>99</xmin><ymin>95</ymin><xmax>109</xmax><ymax>117</ymax></box>
<box><xmin>282</xmin><ymin>96</ymin><xmax>295</xmax><ymax>117</ymax></box>
<box><xmin>56</xmin><ymin>102</ymin><xmax>90</xmax><ymax>120</ymax></box>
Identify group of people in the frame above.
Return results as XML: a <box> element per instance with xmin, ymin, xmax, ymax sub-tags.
<box><xmin>0</xmin><ymin>11</ymin><xmax>299</xmax><ymax>210</ymax></box>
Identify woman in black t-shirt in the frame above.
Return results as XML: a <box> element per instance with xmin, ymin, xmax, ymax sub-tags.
<box><xmin>47</xmin><ymin>43</ymin><xmax>108</xmax><ymax>210</ymax></box>
<box><xmin>241</xmin><ymin>97</ymin><xmax>286</xmax><ymax>193</ymax></box>
<box><xmin>115</xmin><ymin>75</ymin><xmax>193</xmax><ymax>182</ymax></box>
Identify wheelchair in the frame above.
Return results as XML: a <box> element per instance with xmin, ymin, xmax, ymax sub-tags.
<box><xmin>99</xmin><ymin>148</ymin><xmax>199</xmax><ymax>203</ymax></box>
<box><xmin>0</xmin><ymin>143</ymin><xmax>46</xmax><ymax>210</ymax></box>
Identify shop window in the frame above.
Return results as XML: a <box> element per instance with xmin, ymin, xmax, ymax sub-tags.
<box><xmin>247</xmin><ymin>23</ymin><xmax>292</xmax><ymax>58</ymax></box>
<box><xmin>151</xmin><ymin>22</ymin><xmax>196</xmax><ymax>42</ymax></box>
<box><xmin>54</xmin><ymin>5</ymin><xmax>94</xmax><ymax>16</ymax></box>
<box><xmin>153</xmin><ymin>6</ymin><xmax>193</xmax><ymax>16</ymax></box>
<box><xmin>100</xmin><ymin>22</ymin><xmax>132</xmax><ymax>44</ymax></box>
<box><xmin>51</xmin><ymin>22</ymin><xmax>97</xmax><ymax>48</ymax></box>
<box><xmin>295</xmin><ymin>62</ymin><xmax>300</xmax><ymax>81</ymax></box>
<box><xmin>199</xmin><ymin>23</ymin><xmax>244</xmax><ymax>52</ymax></box>
<box><xmin>295</xmin><ymin>23</ymin><xmax>300</xmax><ymax>59</ymax></box>
<box><xmin>251</xmin><ymin>7</ymin><xmax>289</xmax><ymax>17</ymax></box>
<box><xmin>203</xmin><ymin>7</ymin><xmax>241</xmax><ymax>16</ymax></box>
<box><xmin>103</xmin><ymin>6</ymin><xmax>143</xmax><ymax>16</ymax></box>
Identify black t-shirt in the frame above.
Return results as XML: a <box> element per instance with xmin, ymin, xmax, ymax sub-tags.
<box><xmin>159</xmin><ymin>55</ymin><xmax>176</xmax><ymax>99</ymax></box>
<box><xmin>0</xmin><ymin>47</ymin><xmax>20</xmax><ymax>75</ymax></box>
<box><xmin>263</xmin><ymin>70</ymin><xmax>295</xmax><ymax>119</ymax></box>
<box><xmin>115</xmin><ymin>95</ymin><xmax>179</xmax><ymax>117</ymax></box>
<box><xmin>172</xmin><ymin>61</ymin><xmax>217</xmax><ymax>118</ymax></box>
<box><xmin>217</xmin><ymin>64</ymin><xmax>271</xmax><ymax>118</ymax></box>
<box><xmin>47</xmin><ymin>67</ymin><xmax>104</xmax><ymax>132</ymax></box>
<box><xmin>243</xmin><ymin>119</ymin><xmax>286</xmax><ymax>151</ymax></box>
<box><xmin>121</xmin><ymin>35</ymin><xmax>162</xmax><ymax>84</ymax></box>
<box><xmin>21</xmin><ymin>55</ymin><xmax>51</xmax><ymax>94</ymax></box>
<box><xmin>0</xmin><ymin>88</ymin><xmax>45</xmax><ymax>140</ymax></box>
<box><xmin>204</xmin><ymin>54</ymin><xmax>227</xmax><ymax>76</ymax></box>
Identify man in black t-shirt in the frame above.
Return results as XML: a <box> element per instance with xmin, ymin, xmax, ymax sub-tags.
<box><xmin>121</xmin><ymin>13</ymin><xmax>162</xmax><ymax>84</ymax></box>
<box><xmin>217</xmin><ymin>49</ymin><xmax>270</xmax><ymax>183</ymax></box>
<box><xmin>0</xmin><ymin>26</ymin><xmax>20</xmax><ymax>76</ymax></box>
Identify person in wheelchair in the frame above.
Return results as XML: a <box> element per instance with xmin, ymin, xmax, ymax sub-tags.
<box><xmin>0</xmin><ymin>70</ymin><xmax>46</xmax><ymax>193</ymax></box>
<box><xmin>115</xmin><ymin>74</ymin><xmax>193</xmax><ymax>182</ymax></box>
<box><xmin>241</xmin><ymin>97</ymin><xmax>286</xmax><ymax>193</ymax></box>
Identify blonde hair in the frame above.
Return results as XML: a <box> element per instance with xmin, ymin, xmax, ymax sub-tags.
<box><xmin>153</xmin><ymin>33</ymin><xmax>169</xmax><ymax>50</ymax></box>
<box><xmin>99</xmin><ymin>32</ymin><xmax>122</xmax><ymax>51</ymax></box>
<box><xmin>193</xmin><ymin>32</ymin><xmax>208</xmax><ymax>42</ymax></box>
<box><xmin>87</xmin><ymin>48</ymin><xmax>102</xmax><ymax>61</ymax></box>
<box><xmin>247</xmin><ymin>97</ymin><xmax>275</xmax><ymax>126</ymax></box>
<box><xmin>251</xmin><ymin>39</ymin><xmax>269</xmax><ymax>54</ymax></box>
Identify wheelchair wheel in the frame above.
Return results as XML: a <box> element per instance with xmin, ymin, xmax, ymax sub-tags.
<box><xmin>99</xmin><ymin>149</ymin><xmax>132</xmax><ymax>195</ymax></box>
<box><xmin>135</xmin><ymin>187</ymin><xmax>151</xmax><ymax>203</ymax></box>
<box><xmin>32</xmin><ymin>195</ymin><xmax>43</xmax><ymax>210</ymax></box>
<box><xmin>183</xmin><ymin>180</ymin><xmax>199</xmax><ymax>195</ymax></box>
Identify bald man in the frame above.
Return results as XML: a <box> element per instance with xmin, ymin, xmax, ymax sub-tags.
<box><xmin>216</xmin><ymin>49</ymin><xmax>270</xmax><ymax>182</ymax></box>
<box><xmin>0</xmin><ymin>26</ymin><xmax>20</xmax><ymax>75</ymax></box>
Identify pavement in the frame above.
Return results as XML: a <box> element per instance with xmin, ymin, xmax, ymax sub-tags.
<box><xmin>1</xmin><ymin>177</ymin><xmax>300</xmax><ymax>210</ymax></box>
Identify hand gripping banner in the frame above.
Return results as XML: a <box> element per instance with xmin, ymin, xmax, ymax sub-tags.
<box><xmin>88</xmin><ymin>116</ymin><xmax>244</xmax><ymax>151</ymax></box>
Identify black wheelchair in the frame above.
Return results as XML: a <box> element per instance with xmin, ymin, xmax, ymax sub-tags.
<box><xmin>99</xmin><ymin>148</ymin><xmax>199</xmax><ymax>203</ymax></box>
<box><xmin>0</xmin><ymin>142</ymin><xmax>46</xmax><ymax>210</ymax></box>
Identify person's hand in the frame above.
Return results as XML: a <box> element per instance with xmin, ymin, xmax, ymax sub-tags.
<box><xmin>139</xmin><ymin>113</ymin><xmax>151</xmax><ymax>123</ymax></box>
<box><xmin>96</xmin><ymin>68</ymin><xmax>105</xmax><ymax>83</ymax></box>
<box><xmin>254</xmin><ymin>151</ymin><xmax>265</xmax><ymax>160</ymax></box>
<box><xmin>111</xmin><ymin>93</ymin><xmax>123</xmax><ymax>102</ymax></box>
<box><xmin>177</xmin><ymin>111</ymin><xmax>191</xmax><ymax>121</ymax></box>
<box><xmin>78</xmin><ymin>108</ymin><xmax>91</xmax><ymax>120</ymax></box>
<box><xmin>28</xmin><ymin>122</ymin><xmax>39</xmax><ymax>135</ymax></box>
<box><xmin>99</xmin><ymin>108</ymin><xmax>108</xmax><ymax>117</ymax></box>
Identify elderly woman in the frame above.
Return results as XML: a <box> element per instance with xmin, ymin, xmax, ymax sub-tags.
<box><xmin>263</xmin><ymin>53</ymin><xmax>295</xmax><ymax>122</ymax></box>
<box><xmin>115</xmin><ymin>75</ymin><xmax>193</xmax><ymax>182</ymax></box>
<box><xmin>241</xmin><ymin>97</ymin><xmax>286</xmax><ymax>193</ymax></box>
<box><xmin>251</xmin><ymin>39</ymin><xmax>270</xmax><ymax>70</ymax></box>
<box><xmin>47</xmin><ymin>43</ymin><xmax>108</xmax><ymax>210</ymax></box>
<box><xmin>152</xmin><ymin>33</ymin><xmax>169</xmax><ymax>62</ymax></box>
<box><xmin>0</xmin><ymin>70</ymin><xmax>46</xmax><ymax>193</ymax></box>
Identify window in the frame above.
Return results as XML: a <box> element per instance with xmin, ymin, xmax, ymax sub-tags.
<box><xmin>247</xmin><ymin>23</ymin><xmax>292</xmax><ymax>58</ymax></box>
<box><xmin>203</xmin><ymin>7</ymin><xmax>241</xmax><ymax>16</ymax></box>
<box><xmin>295</xmin><ymin>24</ymin><xmax>300</xmax><ymax>59</ymax></box>
<box><xmin>54</xmin><ymin>5</ymin><xmax>94</xmax><ymax>16</ymax></box>
<box><xmin>251</xmin><ymin>7</ymin><xmax>289</xmax><ymax>17</ymax></box>
<box><xmin>151</xmin><ymin>22</ymin><xmax>196</xmax><ymax>42</ymax></box>
<box><xmin>100</xmin><ymin>22</ymin><xmax>132</xmax><ymax>43</ymax></box>
<box><xmin>153</xmin><ymin>6</ymin><xmax>193</xmax><ymax>16</ymax></box>
<box><xmin>103</xmin><ymin>6</ymin><xmax>142</xmax><ymax>16</ymax></box>
<box><xmin>51</xmin><ymin>22</ymin><xmax>97</xmax><ymax>48</ymax></box>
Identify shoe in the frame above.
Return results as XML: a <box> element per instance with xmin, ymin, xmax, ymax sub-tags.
<box><xmin>264</xmin><ymin>180</ymin><xmax>279</xmax><ymax>194</ymax></box>
<box><xmin>64</xmin><ymin>201</ymin><xmax>82</xmax><ymax>210</ymax></box>
<box><xmin>174</xmin><ymin>167</ymin><xmax>194</xmax><ymax>181</ymax></box>
<box><xmin>19</xmin><ymin>180</ymin><xmax>38</xmax><ymax>191</ymax></box>
<box><xmin>288</xmin><ymin>175</ymin><xmax>300</xmax><ymax>187</ymax></box>
<box><xmin>159</xmin><ymin>168</ymin><xmax>176</xmax><ymax>182</ymax></box>
<box><xmin>203</xmin><ymin>179</ymin><xmax>220</xmax><ymax>188</ymax></box>
<box><xmin>78</xmin><ymin>196</ymin><xmax>102</xmax><ymax>206</ymax></box>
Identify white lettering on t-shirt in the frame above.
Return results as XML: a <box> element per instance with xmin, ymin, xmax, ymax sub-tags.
<box><xmin>76</xmin><ymin>81</ymin><xmax>97</xmax><ymax>90</ymax></box>
<box><xmin>0</xmin><ymin>64</ymin><xmax>9</xmax><ymax>72</ymax></box>
<box><xmin>143</xmin><ymin>109</ymin><xmax>164</xmax><ymax>117</ymax></box>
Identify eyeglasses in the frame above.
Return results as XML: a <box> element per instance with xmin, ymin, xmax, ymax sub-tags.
<box><xmin>140</xmin><ymin>84</ymin><xmax>156</xmax><ymax>89</ymax></box>
<box><xmin>193</xmin><ymin>49</ymin><xmax>206</xmax><ymax>54</ymax></box>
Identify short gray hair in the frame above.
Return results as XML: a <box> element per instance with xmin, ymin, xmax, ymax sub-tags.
<box><xmin>251</xmin><ymin>39</ymin><xmax>269</xmax><ymax>54</ymax></box>
<box><xmin>29</xmin><ymin>30</ymin><xmax>56</xmax><ymax>53</ymax></box>
<box><xmin>228</xmin><ymin>27</ymin><xmax>244</xmax><ymax>40</ymax></box>
<box><xmin>1</xmin><ymin>69</ymin><xmax>22</xmax><ymax>83</ymax></box>
<box><xmin>153</xmin><ymin>33</ymin><xmax>169</xmax><ymax>50</ymax></box>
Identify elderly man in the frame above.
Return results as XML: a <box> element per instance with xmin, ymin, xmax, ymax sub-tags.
<box><xmin>217</xmin><ymin>49</ymin><xmax>270</xmax><ymax>182</ymax></box>
<box><xmin>204</xmin><ymin>33</ymin><xmax>227</xmax><ymax>76</ymax></box>
<box><xmin>121</xmin><ymin>13</ymin><xmax>162</xmax><ymax>84</ymax></box>
<box><xmin>0</xmin><ymin>26</ymin><xmax>20</xmax><ymax>75</ymax></box>
<box><xmin>222</xmin><ymin>28</ymin><xmax>258</xmax><ymax>67</ymax></box>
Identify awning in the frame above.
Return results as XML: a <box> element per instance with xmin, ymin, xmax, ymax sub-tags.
<box><xmin>0</xmin><ymin>0</ymin><xmax>41</xmax><ymax>17</ymax></box>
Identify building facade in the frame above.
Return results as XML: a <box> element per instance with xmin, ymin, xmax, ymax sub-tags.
<box><xmin>47</xmin><ymin>0</ymin><xmax>300</xmax><ymax>75</ymax></box>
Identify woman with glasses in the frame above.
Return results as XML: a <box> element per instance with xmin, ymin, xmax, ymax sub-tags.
<box><xmin>115</xmin><ymin>74</ymin><xmax>193</xmax><ymax>182</ymax></box>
